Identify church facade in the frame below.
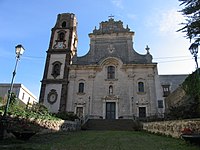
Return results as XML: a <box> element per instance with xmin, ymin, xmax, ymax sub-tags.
<box><xmin>39</xmin><ymin>13</ymin><xmax>186</xmax><ymax>119</ymax></box>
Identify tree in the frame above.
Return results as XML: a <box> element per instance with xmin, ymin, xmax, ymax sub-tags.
<box><xmin>166</xmin><ymin>69</ymin><xmax>200</xmax><ymax>119</ymax></box>
<box><xmin>182</xmin><ymin>69</ymin><xmax>200</xmax><ymax>117</ymax></box>
<box><xmin>10</xmin><ymin>93</ymin><xmax>18</xmax><ymax>106</ymax></box>
<box><xmin>178</xmin><ymin>0</ymin><xmax>200</xmax><ymax>50</ymax></box>
<box><xmin>0</xmin><ymin>97</ymin><xmax>2</xmax><ymax>105</ymax></box>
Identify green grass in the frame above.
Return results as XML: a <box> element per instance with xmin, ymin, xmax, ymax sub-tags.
<box><xmin>0</xmin><ymin>131</ymin><xmax>199</xmax><ymax>150</ymax></box>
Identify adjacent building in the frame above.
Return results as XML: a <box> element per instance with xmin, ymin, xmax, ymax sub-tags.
<box><xmin>39</xmin><ymin>13</ymin><xmax>187</xmax><ymax>119</ymax></box>
<box><xmin>0</xmin><ymin>83</ymin><xmax>37</xmax><ymax>106</ymax></box>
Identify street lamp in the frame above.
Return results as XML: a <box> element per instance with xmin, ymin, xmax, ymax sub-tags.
<box><xmin>0</xmin><ymin>44</ymin><xmax>25</xmax><ymax>139</ymax></box>
<box><xmin>189</xmin><ymin>42</ymin><xmax>199</xmax><ymax>70</ymax></box>
<box><xmin>3</xmin><ymin>44</ymin><xmax>25</xmax><ymax>117</ymax></box>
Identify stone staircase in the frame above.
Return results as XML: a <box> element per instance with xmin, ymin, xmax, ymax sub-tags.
<box><xmin>81</xmin><ymin>119</ymin><xmax>141</xmax><ymax>131</ymax></box>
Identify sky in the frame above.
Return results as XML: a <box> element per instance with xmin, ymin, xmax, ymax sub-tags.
<box><xmin>0</xmin><ymin>0</ymin><xmax>197</xmax><ymax>99</ymax></box>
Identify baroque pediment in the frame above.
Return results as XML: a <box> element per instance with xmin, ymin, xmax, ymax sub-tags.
<box><xmin>92</xmin><ymin>18</ymin><xmax>130</xmax><ymax>34</ymax></box>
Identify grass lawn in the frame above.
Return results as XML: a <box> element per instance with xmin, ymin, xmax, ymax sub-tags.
<box><xmin>0</xmin><ymin>131</ymin><xmax>199</xmax><ymax>150</ymax></box>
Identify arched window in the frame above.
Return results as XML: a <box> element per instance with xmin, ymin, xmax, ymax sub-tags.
<box><xmin>62</xmin><ymin>21</ymin><xmax>66</xmax><ymax>28</ymax></box>
<box><xmin>109</xmin><ymin>85</ymin><xmax>113</xmax><ymax>95</ymax></box>
<box><xmin>78</xmin><ymin>82</ymin><xmax>84</xmax><ymax>93</ymax></box>
<box><xmin>52</xmin><ymin>61</ymin><xmax>62</xmax><ymax>78</ymax></box>
<box><xmin>58</xmin><ymin>32</ymin><xmax>65</xmax><ymax>41</ymax></box>
<box><xmin>107</xmin><ymin>66</ymin><xmax>115</xmax><ymax>79</ymax></box>
<box><xmin>138</xmin><ymin>82</ymin><xmax>144</xmax><ymax>92</ymax></box>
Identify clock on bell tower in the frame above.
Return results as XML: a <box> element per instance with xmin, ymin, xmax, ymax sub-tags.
<box><xmin>39</xmin><ymin>13</ymin><xmax>78</xmax><ymax>112</ymax></box>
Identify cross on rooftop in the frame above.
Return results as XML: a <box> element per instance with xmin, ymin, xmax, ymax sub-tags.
<box><xmin>145</xmin><ymin>45</ymin><xmax>150</xmax><ymax>54</ymax></box>
<box><xmin>108</xmin><ymin>14</ymin><xmax>114</xmax><ymax>19</ymax></box>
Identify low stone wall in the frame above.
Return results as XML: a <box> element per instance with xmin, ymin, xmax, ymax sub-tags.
<box><xmin>143</xmin><ymin>119</ymin><xmax>200</xmax><ymax>138</ymax></box>
<box><xmin>32</xmin><ymin>119</ymin><xmax>81</xmax><ymax>134</ymax></box>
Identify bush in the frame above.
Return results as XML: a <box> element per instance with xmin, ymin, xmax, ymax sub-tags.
<box><xmin>132</xmin><ymin>121</ymin><xmax>143</xmax><ymax>131</ymax></box>
<box><xmin>7</xmin><ymin>117</ymin><xmax>41</xmax><ymax>132</ymax></box>
<box><xmin>166</xmin><ymin>70</ymin><xmax>200</xmax><ymax>120</ymax></box>
<box><xmin>31</xmin><ymin>103</ymin><xmax>49</xmax><ymax>115</ymax></box>
<box><xmin>54</xmin><ymin>111</ymin><xmax>79</xmax><ymax>121</ymax></box>
<box><xmin>0</xmin><ymin>102</ymin><xmax>59</xmax><ymax>121</ymax></box>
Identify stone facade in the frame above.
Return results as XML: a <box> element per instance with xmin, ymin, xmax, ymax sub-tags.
<box><xmin>39</xmin><ymin>13</ymin><xmax>187</xmax><ymax>120</ymax></box>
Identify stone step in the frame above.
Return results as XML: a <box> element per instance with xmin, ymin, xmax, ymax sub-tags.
<box><xmin>81</xmin><ymin>119</ymin><xmax>142</xmax><ymax>131</ymax></box>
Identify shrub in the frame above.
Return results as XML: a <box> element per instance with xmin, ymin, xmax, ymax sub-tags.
<box><xmin>7</xmin><ymin>117</ymin><xmax>40</xmax><ymax>132</ymax></box>
<box><xmin>31</xmin><ymin>103</ymin><xmax>49</xmax><ymax>115</ymax></box>
<box><xmin>166</xmin><ymin>70</ymin><xmax>200</xmax><ymax>120</ymax></box>
<box><xmin>166</xmin><ymin>97</ymin><xmax>200</xmax><ymax>120</ymax></box>
<box><xmin>0</xmin><ymin>101</ymin><xmax>59</xmax><ymax>121</ymax></box>
<box><xmin>54</xmin><ymin>111</ymin><xmax>79</xmax><ymax>121</ymax></box>
<box><xmin>132</xmin><ymin>121</ymin><xmax>143</xmax><ymax>131</ymax></box>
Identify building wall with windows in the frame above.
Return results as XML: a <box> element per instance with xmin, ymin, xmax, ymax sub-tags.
<box><xmin>0</xmin><ymin>83</ymin><xmax>37</xmax><ymax>106</ymax></box>
<box><xmin>39</xmin><ymin>13</ymin><xmax>187</xmax><ymax>119</ymax></box>
<box><xmin>67</xmin><ymin>62</ymin><xmax>163</xmax><ymax>119</ymax></box>
<box><xmin>159</xmin><ymin>75</ymin><xmax>188</xmax><ymax>97</ymax></box>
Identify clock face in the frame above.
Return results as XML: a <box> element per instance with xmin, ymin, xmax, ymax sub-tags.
<box><xmin>58</xmin><ymin>42</ymin><xmax>63</xmax><ymax>48</ymax></box>
<box><xmin>50</xmin><ymin>93</ymin><xmax>56</xmax><ymax>102</ymax></box>
<box><xmin>47</xmin><ymin>89</ymin><xmax>58</xmax><ymax>104</ymax></box>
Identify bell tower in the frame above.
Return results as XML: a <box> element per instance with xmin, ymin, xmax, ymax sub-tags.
<box><xmin>39</xmin><ymin>13</ymin><xmax>78</xmax><ymax>112</ymax></box>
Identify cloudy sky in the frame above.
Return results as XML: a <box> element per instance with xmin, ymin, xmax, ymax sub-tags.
<box><xmin>0</xmin><ymin>0</ymin><xmax>196</xmax><ymax>99</ymax></box>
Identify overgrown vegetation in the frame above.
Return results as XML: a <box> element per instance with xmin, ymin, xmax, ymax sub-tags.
<box><xmin>167</xmin><ymin>69</ymin><xmax>200</xmax><ymax>119</ymax></box>
<box><xmin>54</xmin><ymin>111</ymin><xmax>79</xmax><ymax>121</ymax></box>
<box><xmin>0</xmin><ymin>94</ymin><xmax>59</xmax><ymax>121</ymax></box>
<box><xmin>0</xmin><ymin>94</ymin><xmax>81</xmax><ymax>136</ymax></box>
<box><xmin>0</xmin><ymin>93</ymin><xmax>79</xmax><ymax>122</ymax></box>
<box><xmin>0</xmin><ymin>96</ymin><xmax>2</xmax><ymax>105</ymax></box>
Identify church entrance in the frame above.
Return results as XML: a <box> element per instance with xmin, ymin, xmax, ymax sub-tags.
<box><xmin>106</xmin><ymin>102</ymin><xmax>116</xmax><ymax>119</ymax></box>
<box><xmin>76</xmin><ymin>107</ymin><xmax>83</xmax><ymax>118</ymax></box>
<box><xmin>139</xmin><ymin>107</ymin><xmax>146</xmax><ymax>118</ymax></box>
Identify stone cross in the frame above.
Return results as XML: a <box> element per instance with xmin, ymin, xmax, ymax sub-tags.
<box><xmin>108</xmin><ymin>14</ymin><xmax>114</xmax><ymax>19</ymax></box>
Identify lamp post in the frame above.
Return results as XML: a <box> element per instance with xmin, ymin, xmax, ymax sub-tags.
<box><xmin>189</xmin><ymin>43</ymin><xmax>199</xmax><ymax>71</ymax></box>
<box><xmin>0</xmin><ymin>44</ymin><xmax>25</xmax><ymax>140</ymax></box>
<box><xmin>3</xmin><ymin>44</ymin><xmax>25</xmax><ymax>117</ymax></box>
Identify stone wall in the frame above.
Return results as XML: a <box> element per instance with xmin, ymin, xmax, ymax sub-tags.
<box><xmin>33</xmin><ymin>119</ymin><xmax>81</xmax><ymax>134</ymax></box>
<box><xmin>143</xmin><ymin>119</ymin><xmax>200</xmax><ymax>138</ymax></box>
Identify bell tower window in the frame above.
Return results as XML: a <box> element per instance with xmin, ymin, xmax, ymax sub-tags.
<box><xmin>51</xmin><ymin>61</ymin><xmax>62</xmax><ymax>78</ymax></box>
<box><xmin>62</xmin><ymin>21</ymin><xmax>66</xmax><ymax>28</ymax></box>
<box><xmin>107</xmin><ymin>66</ymin><xmax>115</xmax><ymax>79</ymax></box>
<box><xmin>58</xmin><ymin>32</ymin><xmax>65</xmax><ymax>41</ymax></box>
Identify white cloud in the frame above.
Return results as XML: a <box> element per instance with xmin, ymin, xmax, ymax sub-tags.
<box><xmin>145</xmin><ymin>8</ymin><xmax>185</xmax><ymax>37</ymax></box>
<box><xmin>143</xmin><ymin>8</ymin><xmax>194</xmax><ymax>74</ymax></box>
<box><xmin>127</xmin><ymin>13</ymin><xmax>136</xmax><ymax>21</ymax></box>
<box><xmin>111</xmin><ymin>0</ymin><xmax>124</xmax><ymax>9</ymax></box>
<box><xmin>158</xmin><ymin>9</ymin><xmax>185</xmax><ymax>37</ymax></box>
